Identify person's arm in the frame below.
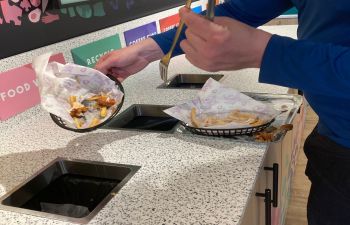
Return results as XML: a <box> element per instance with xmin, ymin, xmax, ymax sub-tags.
<box><xmin>152</xmin><ymin>0</ymin><xmax>293</xmax><ymax>56</ymax></box>
<box><xmin>259</xmin><ymin>35</ymin><xmax>350</xmax><ymax>96</ymax></box>
<box><xmin>211</xmin><ymin>0</ymin><xmax>294</xmax><ymax>27</ymax></box>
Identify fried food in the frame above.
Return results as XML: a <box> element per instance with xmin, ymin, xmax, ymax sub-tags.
<box><xmin>89</xmin><ymin>118</ymin><xmax>100</xmax><ymax>128</ymax></box>
<box><xmin>97</xmin><ymin>95</ymin><xmax>116</xmax><ymax>107</ymax></box>
<box><xmin>190</xmin><ymin>108</ymin><xmax>266</xmax><ymax>128</ymax></box>
<box><xmin>191</xmin><ymin>108</ymin><xmax>202</xmax><ymax>128</ymax></box>
<box><xmin>87</xmin><ymin>94</ymin><xmax>116</xmax><ymax>107</ymax></box>
<box><xmin>70</xmin><ymin>102</ymin><xmax>88</xmax><ymax>118</ymax></box>
<box><xmin>73</xmin><ymin>117</ymin><xmax>83</xmax><ymax>129</ymax></box>
<box><xmin>250</xmin><ymin>119</ymin><xmax>265</xmax><ymax>126</ymax></box>
<box><xmin>280</xmin><ymin>124</ymin><xmax>293</xmax><ymax>131</ymax></box>
<box><xmin>100</xmin><ymin>106</ymin><xmax>107</xmax><ymax>118</ymax></box>
<box><xmin>227</xmin><ymin>111</ymin><xmax>264</xmax><ymax>125</ymax></box>
<box><xmin>255</xmin><ymin>131</ymin><xmax>274</xmax><ymax>142</ymax></box>
<box><xmin>69</xmin><ymin>96</ymin><xmax>77</xmax><ymax>107</ymax></box>
<box><xmin>255</xmin><ymin>124</ymin><xmax>293</xmax><ymax>142</ymax></box>
<box><xmin>86</xmin><ymin>96</ymin><xmax>100</xmax><ymax>101</ymax></box>
<box><xmin>68</xmin><ymin>92</ymin><xmax>118</xmax><ymax>129</ymax></box>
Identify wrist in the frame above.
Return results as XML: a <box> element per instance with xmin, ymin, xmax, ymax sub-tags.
<box><xmin>252</xmin><ymin>30</ymin><xmax>272</xmax><ymax>68</ymax></box>
<box><xmin>136</xmin><ymin>38</ymin><xmax>164</xmax><ymax>63</ymax></box>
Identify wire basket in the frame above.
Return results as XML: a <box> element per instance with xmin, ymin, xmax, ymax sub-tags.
<box><xmin>50</xmin><ymin>75</ymin><xmax>124</xmax><ymax>133</ymax></box>
<box><xmin>180</xmin><ymin>119</ymin><xmax>275</xmax><ymax>138</ymax></box>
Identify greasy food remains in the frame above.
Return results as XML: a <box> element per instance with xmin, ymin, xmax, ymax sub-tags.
<box><xmin>69</xmin><ymin>93</ymin><xmax>119</xmax><ymax>129</ymax></box>
<box><xmin>70</xmin><ymin>102</ymin><xmax>88</xmax><ymax>118</ymax></box>
<box><xmin>255</xmin><ymin>124</ymin><xmax>293</xmax><ymax>142</ymax></box>
<box><xmin>190</xmin><ymin>108</ymin><xmax>266</xmax><ymax>128</ymax></box>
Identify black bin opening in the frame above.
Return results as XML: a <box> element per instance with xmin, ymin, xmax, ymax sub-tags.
<box><xmin>104</xmin><ymin>104</ymin><xmax>179</xmax><ymax>133</ymax></box>
<box><xmin>21</xmin><ymin>174</ymin><xmax>119</xmax><ymax>218</ymax></box>
<box><xmin>161</xmin><ymin>74</ymin><xmax>224</xmax><ymax>89</ymax></box>
<box><xmin>121</xmin><ymin>116</ymin><xmax>178</xmax><ymax>131</ymax></box>
<box><xmin>169</xmin><ymin>80</ymin><xmax>204</xmax><ymax>89</ymax></box>
<box><xmin>0</xmin><ymin>159</ymin><xmax>140</xmax><ymax>223</ymax></box>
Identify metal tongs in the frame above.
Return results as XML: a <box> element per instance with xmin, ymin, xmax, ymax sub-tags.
<box><xmin>159</xmin><ymin>0</ymin><xmax>216</xmax><ymax>85</ymax></box>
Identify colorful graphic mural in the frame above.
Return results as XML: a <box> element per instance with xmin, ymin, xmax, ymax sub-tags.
<box><xmin>0</xmin><ymin>0</ymin><xmax>198</xmax><ymax>59</ymax></box>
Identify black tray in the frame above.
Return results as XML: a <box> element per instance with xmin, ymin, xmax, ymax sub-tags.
<box><xmin>50</xmin><ymin>75</ymin><xmax>124</xmax><ymax>133</ymax></box>
<box><xmin>180</xmin><ymin>119</ymin><xmax>275</xmax><ymax>138</ymax></box>
<box><xmin>103</xmin><ymin>104</ymin><xmax>179</xmax><ymax>133</ymax></box>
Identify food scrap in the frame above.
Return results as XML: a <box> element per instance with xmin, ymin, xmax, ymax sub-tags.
<box><xmin>69</xmin><ymin>93</ymin><xmax>119</xmax><ymax>129</ymax></box>
<box><xmin>73</xmin><ymin>117</ymin><xmax>83</xmax><ymax>129</ymax></box>
<box><xmin>255</xmin><ymin>131</ymin><xmax>275</xmax><ymax>142</ymax></box>
<box><xmin>70</xmin><ymin>102</ymin><xmax>88</xmax><ymax>118</ymax></box>
<box><xmin>97</xmin><ymin>95</ymin><xmax>116</xmax><ymax>107</ymax></box>
<box><xmin>100</xmin><ymin>107</ymin><xmax>107</xmax><ymax>118</ymax></box>
<box><xmin>255</xmin><ymin>124</ymin><xmax>293</xmax><ymax>142</ymax></box>
<box><xmin>190</xmin><ymin>107</ymin><xmax>265</xmax><ymax>128</ymax></box>
<box><xmin>89</xmin><ymin>118</ymin><xmax>100</xmax><ymax>128</ymax></box>
<box><xmin>190</xmin><ymin>108</ymin><xmax>202</xmax><ymax>128</ymax></box>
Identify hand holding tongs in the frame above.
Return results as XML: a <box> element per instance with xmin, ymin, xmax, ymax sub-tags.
<box><xmin>206</xmin><ymin>0</ymin><xmax>215</xmax><ymax>21</ymax></box>
<box><xmin>159</xmin><ymin>0</ymin><xmax>216</xmax><ymax>84</ymax></box>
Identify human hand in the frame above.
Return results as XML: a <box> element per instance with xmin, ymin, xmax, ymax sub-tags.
<box><xmin>95</xmin><ymin>38</ymin><xmax>164</xmax><ymax>81</ymax></box>
<box><xmin>179</xmin><ymin>7</ymin><xmax>272</xmax><ymax>72</ymax></box>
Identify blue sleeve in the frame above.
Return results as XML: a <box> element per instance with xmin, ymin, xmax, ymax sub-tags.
<box><xmin>151</xmin><ymin>0</ymin><xmax>293</xmax><ymax>56</ymax></box>
<box><xmin>259</xmin><ymin>35</ymin><xmax>350</xmax><ymax>96</ymax></box>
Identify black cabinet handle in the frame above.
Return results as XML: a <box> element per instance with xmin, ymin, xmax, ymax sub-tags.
<box><xmin>256</xmin><ymin>189</ymin><xmax>272</xmax><ymax>225</ymax></box>
<box><xmin>264</xmin><ymin>163</ymin><xmax>279</xmax><ymax>207</ymax></box>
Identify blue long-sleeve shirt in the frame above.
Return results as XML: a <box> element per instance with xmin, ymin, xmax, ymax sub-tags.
<box><xmin>152</xmin><ymin>0</ymin><xmax>350</xmax><ymax>148</ymax></box>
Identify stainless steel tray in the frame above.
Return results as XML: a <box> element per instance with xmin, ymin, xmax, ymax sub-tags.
<box><xmin>102</xmin><ymin>93</ymin><xmax>303</xmax><ymax>143</ymax></box>
<box><xmin>175</xmin><ymin>93</ymin><xmax>303</xmax><ymax>143</ymax></box>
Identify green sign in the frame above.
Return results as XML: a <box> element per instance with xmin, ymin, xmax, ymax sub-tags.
<box><xmin>71</xmin><ymin>34</ymin><xmax>122</xmax><ymax>68</ymax></box>
<box><xmin>59</xmin><ymin>0</ymin><xmax>88</xmax><ymax>6</ymax></box>
<box><xmin>283</xmin><ymin>7</ymin><xmax>298</xmax><ymax>15</ymax></box>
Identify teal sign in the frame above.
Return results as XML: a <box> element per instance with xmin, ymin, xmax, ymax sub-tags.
<box><xmin>283</xmin><ymin>7</ymin><xmax>298</xmax><ymax>15</ymax></box>
<box><xmin>59</xmin><ymin>0</ymin><xmax>88</xmax><ymax>6</ymax></box>
<box><xmin>71</xmin><ymin>34</ymin><xmax>122</xmax><ymax>68</ymax></box>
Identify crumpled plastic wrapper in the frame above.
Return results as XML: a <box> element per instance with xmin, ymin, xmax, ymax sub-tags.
<box><xmin>164</xmin><ymin>78</ymin><xmax>279</xmax><ymax>129</ymax></box>
<box><xmin>40</xmin><ymin>202</ymin><xmax>90</xmax><ymax>218</ymax></box>
<box><xmin>32</xmin><ymin>52</ymin><xmax>124</xmax><ymax>129</ymax></box>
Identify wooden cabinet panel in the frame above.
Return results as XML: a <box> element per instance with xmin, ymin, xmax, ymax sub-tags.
<box><xmin>240</xmin><ymin>142</ymin><xmax>282</xmax><ymax>225</ymax></box>
<box><xmin>240</xmin><ymin>160</ymin><xmax>267</xmax><ymax>225</ymax></box>
<box><xmin>241</xmin><ymin>99</ymin><xmax>306</xmax><ymax>225</ymax></box>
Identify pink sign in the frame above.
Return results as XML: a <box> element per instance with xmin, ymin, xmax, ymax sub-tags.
<box><xmin>0</xmin><ymin>53</ymin><xmax>65</xmax><ymax>120</ymax></box>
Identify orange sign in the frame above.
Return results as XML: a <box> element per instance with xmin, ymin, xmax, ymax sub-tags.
<box><xmin>159</xmin><ymin>6</ymin><xmax>203</xmax><ymax>33</ymax></box>
<box><xmin>159</xmin><ymin>13</ymin><xmax>180</xmax><ymax>33</ymax></box>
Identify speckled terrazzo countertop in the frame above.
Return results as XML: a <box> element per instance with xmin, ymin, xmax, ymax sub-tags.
<box><xmin>0</xmin><ymin>57</ymin><xmax>292</xmax><ymax>225</ymax></box>
<box><xmin>0</xmin><ymin>22</ymin><xmax>300</xmax><ymax>225</ymax></box>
